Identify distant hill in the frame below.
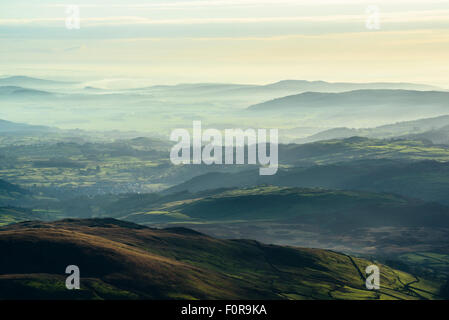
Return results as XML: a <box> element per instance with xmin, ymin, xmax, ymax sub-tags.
<box><xmin>296</xmin><ymin>115</ymin><xmax>449</xmax><ymax>143</ymax></box>
<box><xmin>0</xmin><ymin>76</ymin><xmax>75</xmax><ymax>88</ymax></box>
<box><xmin>165</xmin><ymin>159</ymin><xmax>449</xmax><ymax>205</ymax></box>
<box><xmin>0</xmin><ymin>218</ymin><xmax>441</xmax><ymax>299</ymax></box>
<box><xmin>0</xmin><ymin>86</ymin><xmax>53</xmax><ymax>97</ymax></box>
<box><xmin>0</xmin><ymin>179</ymin><xmax>41</xmax><ymax>225</ymax></box>
<box><xmin>278</xmin><ymin>137</ymin><xmax>449</xmax><ymax>165</ymax></box>
<box><xmin>404</xmin><ymin>124</ymin><xmax>449</xmax><ymax>145</ymax></box>
<box><xmin>83</xmin><ymin>86</ymin><xmax>105</xmax><ymax>92</ymax></box>
<box><xmin>0</xmin><ymin>119</ymin><xmax>56</xmax><ymax>133</ymax></box>
<box><xmin>125</xmin><ymin>186</ymin><xmax>449</xmax><ymax>230</ymax></box>
<box><xmin>248</xmin><ymin>90</ymin><xmax>449</xmax><ymax>112</ymax></box>
<box><xmin>0</xmin><ymin>179</ymin><xmax>29</xmax><ymax>196</ymax></box>
<box><xmin>131</xmin><ymin>80</ymin><xmax>442</xmax><ymax>103</ymax></box>
<box><xmin>0</xmin><ymin>179</ymin><xmax>35</xmax><ymax>210</ymax></box>
<box><xmin>0</xmin><ymin>207</ymin><xmax>37</xmax><ymax>227</ymax></box>
<box><xmin>136</xmin><ymin>83</ymin><xmax>257</xmax><ymax>95</ymax></box>
<box><xmin>235</xmin><ymin>80</ymin><xmax>440</xmax><ymax>96</ymax></box>
<box><xmin>296</xmin><ymin>127</ymin><xmax>360</xmax><ymax>143</ymax></box>
<box><xmin>120</xmin><ymin>186</ymin><xmax>449</xmax><ymax>256</ymax></box>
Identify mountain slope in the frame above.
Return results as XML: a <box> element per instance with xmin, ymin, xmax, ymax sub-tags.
<box><xmin>0</xmin><ymin>207</ymin><xmax>40</xmax><ymax>227</ymax></box>
<box><xmin>0</xmin><ymin>180</ymin><xmax>47</xmax><ymax>225</ymax></box>
<box><xmin>279</xmin><ymin>137</ymin><xmax>449</xmax><ymax>165</ymax></box>
<box><xmin>125</xmin><ymin>186</ymin><xmax>449</xmax><ymax>229</ymax></box>
<box><xmin>0</xmin><ymin>179</ymin><xmax>33</xmax><ymax>208</ymax></box>
<box><xmin>260</xmin><ymin>80</ymin><xmax>440</xmax><ymax>91</ymax></box>
<box><xmin>296</xmin><ymin>115</ymin><xmax>449</xmax><ymax>143</ymax></box>
<box><xmin>0</xmin><ymin>179</ymin><xmax>29</xmax><ymax>196</ymax></box>
<box><xmin>0</xmin><ymin>86</ymin><xmax>53</xmax><ymax>97</ymax></box>
<box><xmin>227</xmin><ymin>80</ymin><xmax>441</xmax><ymax>98</ymax></box>
<box><xmin>0</xmin><ymin>76</ymin><xmax>75</xmax><ymax>88</ymax></box>
<box><xmin>129</xmin><ymin>80</ymin><xmax>442</xmax><ymax>105</ymax></box>
<box><xmin>405</xmin><ymin>124</ymin><xmax>449</xmax><ymax>145</ymax></box>
<box><xmin>164</xmin><ymin>159</ymin><xmax>449</xmax><ymax>205</ymax></box>
<box><xmin>121</xmin><ymin>186</ymin><xmax>449</xmax><ymax>255</ymax></box>
<box><xmin>0</xmin><ymin>218</ymin><xmax>441</xmax><ymax>300</ymax></box>
<box><xmin>0</xmin><ymin>119</ymin><xmax>56</xmax><ymax>133</ymax></box>
<box><xmin>248</xmin><ymin>90</ymin><xmax>449</xmax><ymax>112</ymax></box>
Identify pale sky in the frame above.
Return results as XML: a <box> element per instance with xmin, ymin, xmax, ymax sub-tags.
<box><xmin>1</xmin><ymin>0</ymin><xmax>448</xmax><ymax>87</ymax></box>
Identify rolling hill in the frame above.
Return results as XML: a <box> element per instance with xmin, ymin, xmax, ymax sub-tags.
<box><xmin>257</xmin><ymin>80</ymin><xmax>440</xmax><ymax>92</ymax></box>
<box><xmin>119</xmin><ymin>186</ymin><xmax>449</xmax><ymax>256</ymax></box>
<box><xmin>0</xmin><ymin>218</ymin><xmax>442</xmax><ymax>300</ymax></box>
<box><xmin>0</xmin><ymin>180</ymin><xmax>50</xmax><ymax>224</ymax></box>
<box><xmin>124</xmin><ymin>186</ymin><xmax>449</xmax><ymax>229</ymax></box>
<box><xmin>132</xmin><ymin>80</ymin><xmax>440</xmax><ymax>98</ymax></box>
<box><xmin>295</xmin><ymin>115</ymin><xmax>449</xmax><ymax>144</ymax></box>
<box><xmin>0</xmin><ymin>86</ymin><xmax>53</xmax><ymax>97</ymax></box>
<box><xmin>0</xmin><ymin>207</ymin><xmax>39</xmax><ymax>227</ymax></box>
<box><xmin>0</xmin><ymin>179</ymin><xmax>29</xmax><ymax>196</ymax></box>
<box><xmin>0</xmin><ymin>119</ymin><xmax>56</xmax><ymax>133</ymax></box>
<box><xmin>0</xmin><ymin>76</ymin><xmax>76</xmax><ymax>88</ymax></box>
<box><xmin>405</xmin><ymin>125</ymin><xmax>449</xmax><ymax>145</ymax></box>
<box><xmin>126</xmin><ymin>80</ymin><xmax>443</xmax><ymax>108</ymax></box>
<box><xmin>164</xmin><ymin>159</ymin><xmax>449</xmax><ymax>205</ymax></box>
<box><xmin>278</xmin><ymin>137</ymin><xmax>449</xmax><ymax>165</ymax></box>
<box><xmin>248</xmin><ymin>90</ymin><xmax>449</xmax><ymax>112</ymax></box>
<box><xmin>0</xmin><ymin>179</ymin><xmax>33</xmax><ymax>207</ymax></box>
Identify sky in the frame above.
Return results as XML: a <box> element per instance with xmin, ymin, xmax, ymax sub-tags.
<box><xmin>0</xmin><ymin>0</ymin><xmax>448</xmax><ymax>87</ymax></box>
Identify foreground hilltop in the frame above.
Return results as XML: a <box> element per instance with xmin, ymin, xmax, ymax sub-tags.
<box><xmin>0</xmin><ymin>218</ymin><xmax>442</xmax><ymax>300</ymax></box>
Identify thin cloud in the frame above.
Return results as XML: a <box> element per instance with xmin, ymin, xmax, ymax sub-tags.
<box><xmin>1</xmin><ymin>10</ymin><xmax>449</xmax><ymax>26</ymax></box>
<box><xmin>42</xmin><ymin>0</ymin><xmax>449</xmax><ymax>9</ymax></box>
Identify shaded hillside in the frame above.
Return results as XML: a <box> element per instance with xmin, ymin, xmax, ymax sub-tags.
<box><xmin>121</xmin><ymin>186</ymin><xmax>449</xmax><ymax>256</ymax></box>
<box><xmin>165</xmin><ymin>159</ymin><xmax>449</xmax><ymax>205</ymax></box>
<box><xmin>0</xmin><ymin>179</ymin><xmax>29</xmax><ymax>196</ymax></box>
<box><xmin>125</xmin><ymin>186</ymin><xmax>449</xmax><ymax>230</ymax></box>
<box><xmin>0</xmin><ymin>207</ymin><xmax>39</xmax><ymax>226</ymax></box>
<box><xmin>0</xmin><ymin>218</ymin><xmax>441</xmax><ymax>300</ymax></box>
<box><xmin>0</xmin><ymin>179</ymin><xmax>32</xmax><ymax>207</ymax></box>
<box><xmin>279</xmin><ymin>137</ymin><xmax>449</xmax><ymax>165</ymax></box>
<box><xmin>0</xmin><ymin>180</ymin><xmax>48</xmax><ymax>225</ymax></box>
<box><xmin>0</xmin><ymin>119</ymin><xmax>56</xmax><ymax>133</ymax></box>
<box><xmin>405</xmin><ymin>125</ymin><xmax>449</xmax><ymax>145</ymax></box>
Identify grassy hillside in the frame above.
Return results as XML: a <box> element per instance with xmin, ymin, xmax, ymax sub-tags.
<box><xmin>280</xmin><ymin>137</ymin><xmax>449</xmax><ymax>165</ymax></box>
<box><xmin>124</xmin><ymin>186</ymin><xmax>449</xmax><ymax>228</ymax></box>
<box><xmin>0</xmin><ymin>179</ymin><xmax>29</xmax><ymax>198</ymax></box>
<box><xmin>120</xmin><ymin>186</ymin><xmax>449</xmax><ymax>257</ymax></box>
<box><xmin>0</xmin><ymin>180</ymin><xmax>51</xmax><ymax>225</ymax></box>
<box><xmin>165</xmin><ymin>159</ymin><xmax>449</xmax><ymax>205</ymax></box>
<box><xmin>0</xmin><ymin>218</ymin><xmax>442</xmax><ymax>300</ymax></box>
<box><xmin>387</xmin><ymin>252</ymin><xmax>449</xmax><ymax>280</ymax></box>
<box><xmin>0</xmin><ymin>207</ymin><xmax>41</xmax><ymax>226</ymax></box>
<box><xmin>0</xmin><ymin>179</ymin><xmax>36</xmax><ymax>208</ymax></box>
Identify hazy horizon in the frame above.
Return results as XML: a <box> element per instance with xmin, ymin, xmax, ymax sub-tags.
<box><xmin>1</xmin><ymin>0</ymin><xmax>449</xmax><ymax>87</ymax></box>
<box><xmin>2</xmin><ymin>74</ymin><xmax>447</xmax><ymax>91</ymax></box>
